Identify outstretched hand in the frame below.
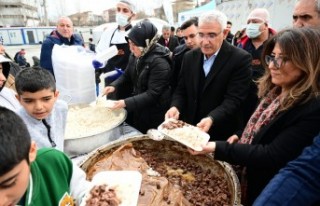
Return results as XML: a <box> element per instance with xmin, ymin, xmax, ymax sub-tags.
<box><xmin>188</xmin><ymin>142</ymin><xmax>216</xmax><ymax>155</ymax></box>
<box><xmin>103</xmin><ymin>86</ymin><xmax>115</xmax><ymax>96</ymax></box>
<box><xmin>108</xmin><ymin>100</ymin><xmax>126</xmax><ymax>109</ymax></box>
<box><xmin>196</xmin><ymin>117</ymin><xmax>213</xmax><ymax>133</ymax></box>
<box><xmin>165</xmin><ymin>107</ymin><xmax>180</xmax><ymax>120</ymax></box>
<box><xmin>227</xmin><ymin>135</ymin><xmax>239</xmax><ymax>144</ymax></box>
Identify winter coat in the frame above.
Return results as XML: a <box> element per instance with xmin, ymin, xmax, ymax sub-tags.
<box><xmin>171</xmin><ymin>44</ymin><xmax>190</xmax><ymax>91</ymax></box>
<box><xmin>40</xmin><ymin>30</ymin><xmax>83</xmax><ymax>76</ymax></box>
<box><xmin>111</xmin><ymin>44</ymin><xmax>172</xmax><ymax>133</ymax></box>
<box><xmin>215</xmin><ymin>97</ymin><xmax>320</xmax><ymax>205</ymax></box>
<box><xmin>254</xmin><ymin>132</ymin><xmax>320</xmax><ymax>206</ymax></box>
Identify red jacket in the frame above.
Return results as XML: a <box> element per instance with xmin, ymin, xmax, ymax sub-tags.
<box><xmin>238</xmin><ymin>28</ymin><xmax>277</xmax><ymax>49</ymax></box>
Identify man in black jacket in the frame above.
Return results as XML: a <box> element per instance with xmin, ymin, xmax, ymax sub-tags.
<box><xmin>165</xmin><ymin>10</ymin><xmax>252</xmax><ymax>141</ymax></box>
<box><xmin>171</xmin><ymin>17</ymin><xmax>199</xmax><ymax>91</ymax></box>
<box><xmin>158</xmin><ymin>25</ymin><xmax>180</xmax><ymax>52</ymax></box>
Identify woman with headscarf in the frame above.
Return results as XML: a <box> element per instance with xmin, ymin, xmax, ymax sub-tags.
<box><xmin>0</xmin><ymin>55</ymin><xmax>21</xmax><ymax>112</ymax></box>
<box><xmin>103</xmin><ymin>20</ymin><xmax>172</xmax><ymax>133</ymax></box>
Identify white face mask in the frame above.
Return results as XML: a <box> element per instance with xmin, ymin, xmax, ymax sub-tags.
<box><xmin>246</xmin><ymin>23</ymin><xmax>262</xmax><ymax>39</ymax></box>
<box><xmin>116</xmin><ymin>13</ymin><xmax>129</xmax><ymax>27</ymax></box>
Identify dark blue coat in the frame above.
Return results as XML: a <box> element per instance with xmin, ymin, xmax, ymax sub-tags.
<box><xmin>40</xmin><ymin>30</ymin><xmax>83</xmax><ymax>76</ymax></box>
<box><xmin>253</xmin><ymin>132</ymin><xmax>320</xmax><ymax>206</ymax></box>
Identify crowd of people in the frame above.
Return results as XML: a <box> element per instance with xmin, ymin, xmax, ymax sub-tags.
<box><xmin>1</xmin><ymin>0</ymin><xmax>320</xmax><ymax>205</ymax></box>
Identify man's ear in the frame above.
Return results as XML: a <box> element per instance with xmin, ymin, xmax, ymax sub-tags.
<box><xmin>223</xmin><ymin>29</ymin><xmax>229</xmax><ymax>39</ymax></box>
<box><xmin>263</xmin><ymin>23</ymin><xmax>268</xmax><ymax>30</ymax></box>
<box><xmin>15</xmin><ymin>94</ymin><xmax>21</xmax><ymax>102</ymax></box>
<box><xmin>29</xmin><ymin>141</ymin><xmax>37</xmax><ymax>163</ymax></box>
<box><xmin>54</xmin><ymin>90</ymin><xmax>60</xmax><ymax>98</ymax></box>
<box><xmin>128</xmin><ymin>13</ymin><xmax>136</xmax><ymax>21</ymax></box>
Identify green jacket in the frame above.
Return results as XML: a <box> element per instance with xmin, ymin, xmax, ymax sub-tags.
<box><xmin>19</xmin><ymin>148</ymin><xmax>89</xmax><ymax>206</ymax></box>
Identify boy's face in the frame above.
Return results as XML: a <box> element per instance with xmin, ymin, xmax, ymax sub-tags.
<box><xmin>0</xmin><ymin>142</ymin><xmax>37</xmax><ymax>206</ymax></box>
<box><xmin>16</xmin><ymin>89</ymin><xmax>59</xmax><ymax>120</ymax></box>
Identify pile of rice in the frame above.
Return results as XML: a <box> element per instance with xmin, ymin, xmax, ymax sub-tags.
<box><xmin>65</xmin><ymin>106</ymin><xmax>126</xmax><ymax>139</ymax></box>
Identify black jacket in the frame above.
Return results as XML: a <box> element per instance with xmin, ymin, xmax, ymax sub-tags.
<box><xmin>158</xmin><ymin>36</ymin><xmax>180</xmax><ymax>52</ymax></box>
<box><xmin>171</xmin><ymin>44</ymin><xmax>190</xmax><ymax>91</ymax></box>
<box><xmin>171</xmin><ymin>41</ymin><xmax>252</xmax><ymax>141</ymax></box>
<box><xmin>215</xmin><ymin>97</ymin><xmax>320</xmax><ymax>205</ymax></box>
<box><xmin>111</xmin><ymin>44</ymin><xmax>171</xmax><ymax>133</ymax></box>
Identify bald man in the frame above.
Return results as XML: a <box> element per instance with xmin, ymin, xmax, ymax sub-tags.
<box><xmin>238</xmin><ymin>8</ymin><xmax>276</xmax><ymax>125</ymax></box>
<box><xmin>40</xmin><ymin>17</ymin><xmax>84</xmax><ymax>76</ymax></box>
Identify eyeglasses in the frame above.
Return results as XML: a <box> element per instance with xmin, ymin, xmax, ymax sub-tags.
<box><xmin>197</xmin><ymin>31</ymin><xmax>222</xmax><ymax>40</ymax></box>
<box><xmin>265</xmin><ymin>55</ymin><xmax>288</xmax><ymax>69</ymax></box>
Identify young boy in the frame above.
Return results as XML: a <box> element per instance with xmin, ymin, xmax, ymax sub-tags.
<box><xmin>15</xmin><ymin>66</ymin><xmax>68</xmax><ymax>151</ymax></box>
<box><xmin>0</xmin><ymin>106</ymin><xmax>89</xmax><ymax>205</ymax></box>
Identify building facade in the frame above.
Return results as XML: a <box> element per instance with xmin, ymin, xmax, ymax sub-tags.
<box><xmin>69</xmin><ymin>11</ymin><xmax>105</xmax><ymax>27</ymax></box>
<box><xmin>217</xmin><ymin>0</ymin><xmax>295</xmax><ymax>32</ymax></box>
<box><xmin>0</xmin><ymin>0</ymin><xmax>40</xmax><ymax>27</ymax></box>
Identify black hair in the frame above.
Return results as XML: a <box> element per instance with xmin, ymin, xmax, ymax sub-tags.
<box><xmin>15</xmin><ymin>66</ymin><xmax>56</xmax><ymax>95</ymax></box>
<box><xmin>180</xmin><ymin>17</ymin><xmax>198</xmax><ymax>30</ymax></box>
<box><xmin>227</xmin><ymin>21</ymin><xmax>232</xmax><ymax>25</ymax></box>
<box><xmin>0</xmin><ymin>106</ymin><xmax>31</xmax><ymax>176</ymax></box>
<box><xmin>171</xmin><ymin>26</ymin><xmax>175</xmax><ymax>32</ymax></box>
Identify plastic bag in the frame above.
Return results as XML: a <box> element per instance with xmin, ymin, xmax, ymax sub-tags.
<box><xmin>52</xmin><ymin>45</ymin><xmax>96</xmax><ymax>105</ymax></box>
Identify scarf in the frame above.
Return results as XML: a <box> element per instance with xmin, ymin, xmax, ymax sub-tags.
<box><xmin>240</xmin><ymin>87</ymin><xmax>281</xmax><ymax>144</ymax></box>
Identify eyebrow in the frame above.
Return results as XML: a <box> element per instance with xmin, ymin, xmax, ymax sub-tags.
<box><xmin>22</xmin><ymin>94</ymin><xmax>52</xmax><ymax>99</ymax></box>
<box><xmin>292</xmin><ymin>14</ymin><xmax>313</xmax><ymax>19</ymax></box>
<box><xmin>0</xmin><ymin>173</ymin><xmax>19</xmax><ymax>186</ymax></box>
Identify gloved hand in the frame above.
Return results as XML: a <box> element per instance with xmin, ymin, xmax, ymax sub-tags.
<box><xmin>92</xmin><ymin>60</ymin><xmax>104</xmax><ymax>70</ymax></box>
<box><xmin>95</xmin><ymin>69</ymin><xmax>102</xmax><ymax>84</ymax></box>
<box><xmin>106</xmin><ymin>68</ymin><xmax>124</xmax><ymax>81</ymax></box>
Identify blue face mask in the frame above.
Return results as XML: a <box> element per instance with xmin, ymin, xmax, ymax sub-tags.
<box><xmin>116</xmin><ymin>13</ymin><xmax>129</xmax><ymax>27</ymax></box>
<box><xmin>246</xmin><ymin>23</ymin><xmax>262</xmax><ymax>39</ymax></box>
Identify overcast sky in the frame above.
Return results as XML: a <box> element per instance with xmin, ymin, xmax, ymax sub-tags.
<box><xmin>46</xmin><ymin>0</ymin><xmax>163</xmax><ymax>20</ymax></box>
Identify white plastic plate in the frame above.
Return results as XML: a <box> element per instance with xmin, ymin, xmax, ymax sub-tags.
<box><xmin>158</xmin><ymin>119</ymin><xmax>210</xmax><ymax>151</ymax></box>
<box><xmin>81</xmin><ymin>171</ymin><xmax>142</xmax><ymax>206</ymax></box>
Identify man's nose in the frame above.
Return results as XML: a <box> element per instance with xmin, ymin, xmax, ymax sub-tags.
<box><xmin>293</xmin><ymin>19</ymin><xmax>304</xmax><ymax>28</ymax></box>
<box><xmin>187</xmin><ymin>39</ymin><xmax>191</xmax><ymax>44</ymax></box>
<box><xmin>201</xmin><ymin>37</ymin><xmax>210</xmax><ymax>43</ymax></box>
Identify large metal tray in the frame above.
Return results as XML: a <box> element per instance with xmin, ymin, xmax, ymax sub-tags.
<box><xmin>80</xmin><ymin>135</ymin><xmax>241</xmax><ymax>205</ymax></box>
